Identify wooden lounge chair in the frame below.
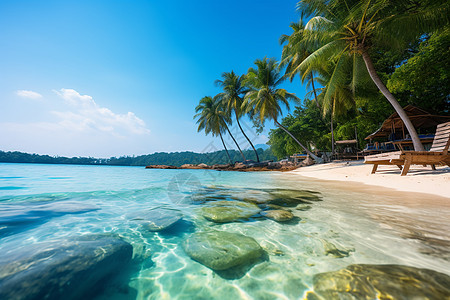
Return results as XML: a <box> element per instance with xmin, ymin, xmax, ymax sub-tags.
<box><xmin>364</xmin><ymin>121</ymin><xmax>450</xmax><ymax>176</ymax></box>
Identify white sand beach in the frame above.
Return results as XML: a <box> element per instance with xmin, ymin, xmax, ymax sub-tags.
<box><xmin>289</xmin><ymin>161</ymin><xmax>450</xmax><ymax>199</ymax></box>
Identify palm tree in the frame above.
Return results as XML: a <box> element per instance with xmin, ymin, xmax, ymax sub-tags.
<box><xmin>215</xmin><ymin>71</ymin><xmax>260</xmax><ymax>162</ymax></box>
<box><xmin>297</xmin><ymin>0</ymin><xmax>449</xmax><ymax>151</ymax></box>
<box><xmin>306</xmin><ymin>66</ymin><xmax>357</xmax><ymax>157</ymax></box>
<box><xmin>194</xmin><ymin>96</ymin><xmax>245</xmax><ymax>164</ymax></box>
<box><xmin>280</xmin><ymin>19</ymin><xmax>323</xmax><ymax>110</ymax></box>
<box><xmin>281</xmin><ymin>20</ymin><xmax>338</xmax><ymax>157</ymax></box>
<box><xmin>194</xmin><ymin>96</ymin><xmax>233</xmax><ymax>164</ymax></box>
<box><xmin>243</xmin><ymin>57</ymin><xmax>323</xmax><ymax>163</ymax></box>
<box><xmin>222</xmin><ymin>108</ymin><xmax>247</xmax><ymax>161</ymax></box>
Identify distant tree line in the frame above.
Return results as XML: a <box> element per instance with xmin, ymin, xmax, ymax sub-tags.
<box><xmin>0</xmin><ymin>148</ymin><xmax>276</xmax><ymax>167</ymax></box>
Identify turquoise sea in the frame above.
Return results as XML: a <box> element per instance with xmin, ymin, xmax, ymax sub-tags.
<box><xmin>0</xmin><ymin>163</ymin><xmax>449</xmax><ymax>299</ymax></box>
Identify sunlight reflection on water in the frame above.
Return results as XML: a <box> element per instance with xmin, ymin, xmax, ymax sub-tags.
<box><xmin>0</xmin><ymin>163</ymin><xmax>449</xmax><ymax>299</ymax></box>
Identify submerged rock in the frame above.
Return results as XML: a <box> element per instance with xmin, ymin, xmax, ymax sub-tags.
<box><xmin>189</xmin><ymin>186</ymin><xmax>231</xmax><ymax>204</ymax></box>
<box><xmin>182</xmin><ymin>231</ymin><xmax>264</xmax><ymax>271</ymax></box>
<box><xmin>261</xmin><ymin>210</ymin><xmax>294</xmax><ymax>222</ymax></box>
<box><xmin>0</xmin><ymin>235</ymin><xmax>133</xmax><ymax>300</ymax></box>
<box><xmin>128</xmin><ymin>208</ymin><xmax>182</xmax><ymax>231</ymax></box>
<box><xmin>201</xmin><ymin>201</ymin><xmax>261</xmax><ymax>223</ymax></box>
<box><xmin>307</xmin><ymin>264</ymin><xmax>450</xmax><ymax>300</ymax></box>
<box><xmin>264</xmin><ymin>204</ymin><xmax>292</xmax><ymax>211</ymax></box>
<box><xmin>268</xmin><ymin>198</ymin><xmax>311</xmax><ymax>207</ymax></box>
<box><xmin>0</xmin><ymin>201</ymin><xmax>99</xmax><ymax>225</ymax></box>
<box><xmin>320</xmin><ymin>239</ymin><xmax>354</xmax><ymax>258</ymax></box>
<box><xmin>233</xmin><ymin>195</ymin><xmax>273</xmax><ymax>205</ymax></box>
<box><xmin>296</xmin><ymin>204</ymin><xmax>312</xmax><ymax>211</ymax></box>
<box><xmin>319</xmin><ymin>239</ymin><xmax>355</xmax><ymax>258</ymax></box>
<box><xmin>266</xmin><ymin>189</ymin><xmax>322</xmax><ymax>207</ymax></box>
<box><xmin>0</xmin><ymin>201</ymin><xmax>100</xmax><ymax>237</ymax></box>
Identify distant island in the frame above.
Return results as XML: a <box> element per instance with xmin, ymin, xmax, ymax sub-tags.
<box><xmin>0</xmin><ymin>148</ymin><xmax>275</xmax><ymax>167</ymax></box>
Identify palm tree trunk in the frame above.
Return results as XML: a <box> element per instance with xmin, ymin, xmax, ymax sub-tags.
<box><xmin>225</xmin><ymin>124</ymin><xmax>246</xmax><ymax>161</ymax></box>
<box><xmin>274</xmin><ymin>120</ymin><xmax>323</xmax><ymax>163</ymax></box>
<box><xmin>310</xmin><ymin>72</ymin><xmax>321</xmax><ymax>109</ymax></box>
<box><xmin>310</xmin><ymin>73</ymin><xmax>331</xmax><ymax>129</ymax></box>
<box><xmin>219</xmin><ymin>132</ymin><xmax>233</xmax><ymax>164</ymax></box>
<box><xmin>235</xmin><ymin>111</ymin><xmax>260</xmax><ymax>162</ymax></box>
<box><xmin>361</xmin><ymin>50</ymin><xmax>424</xmax><ymax>151</ymax></box>
<box><xmin>331</xmin><ymin>113</ymin><xmax>335</xmax><ymax>159</ymax></box>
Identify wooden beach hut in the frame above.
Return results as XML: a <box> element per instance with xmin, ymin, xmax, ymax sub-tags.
<box><xmin>334</xmin><ymin>139</ymin><xmax>360</xmax><ymax>160</ymax></box>
<box><xmin>364</xmin><ymin>105</ymin><xmax>450</xmax><ymax>152</ymax></box>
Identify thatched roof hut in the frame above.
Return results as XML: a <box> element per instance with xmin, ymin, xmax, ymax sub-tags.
<box><xmin>365</xmin><ymin>105</ymin><xmax>450</xmax><ymax>140</ymax></box>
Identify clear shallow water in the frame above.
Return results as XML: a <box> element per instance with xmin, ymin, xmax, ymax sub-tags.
<box><xmin>0</xmin><ymin>163</ymin><xmax>449</xmax><ymax>299</ymax></box>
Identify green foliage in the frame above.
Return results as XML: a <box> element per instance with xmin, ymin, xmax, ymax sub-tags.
<box><xmin>215</xmin><ymin>71</ymin><xmax>248</xmax><ymax>118</ymax></box>
<box><xmin>193</xmin><ymin>0</ymin><xmax>450</xmax><ymax>160</ymax></box>
<box><xmin>194</xmin><ymin>96</ymin><xmax>230</xmax><ymax>137</ymax></box>
<box><xmin>268</xmin><ymin>99</ymin><xmax>330</xmax><ymax>158</ymax></box>
<box><xmin>243</xmin><ymin>57</ymin><xmax>299</xmax><ymax>123</ymax></box>
<box><xmin>282</xmin><ymin>0</ymin><xmax>450</xmax><ymax>151</ymax></box>
<box><xmin>215</xmin><ymin>71</ymin><xmax>261</xmax><ymax>161</ymax></box>
<box><xmin>387</xmin><ymin>29</ymin><xmax>450</xmax><ymax>113</ymax></box>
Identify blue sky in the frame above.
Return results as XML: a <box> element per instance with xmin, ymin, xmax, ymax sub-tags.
<box><xmin>0</xmin><ymin>0</ymin><xmax>309</xmax><ymax>158</ymax></box>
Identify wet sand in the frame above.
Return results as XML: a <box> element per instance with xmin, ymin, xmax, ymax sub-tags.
<box><xmin>279</xmin><ymin>162</ymin><xmax>450</xmax><ymax>264</ymax></box>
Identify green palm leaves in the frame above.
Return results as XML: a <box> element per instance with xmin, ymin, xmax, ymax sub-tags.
<box><xmin>215</xmin><ymin>71</ymin><xmax>260</xmax><ymax>162</ymax></box>
<box><xmin>193</xmin><ymin>0</ymin><xmax>447</xmax><ymax>163</ymax></box>
<box><xmin>244</xmin><ymin>58</ymin><xmax>298</xmax><ymax>123</ymax></box>
<box><xmin>243</xmin><ymin>57</ymin><xmax>323</xmax><ymax>163</ymax></box>
<box><xmin>194</xmin><ymin>96</ymin><xmax>227</xmax><ymax>137</ymax></box>
<box><xmin>215</xmin><ymin>71</ymin><xmax>247</xmax><ymax>117</ymax></box>
<box><xmin>295</xmin><ymin>0</ymin><xmax>449</xmax><ymax>150</ymax></box>
<box><xmin>194</xmin><ymin>96</ymin><xmax>234</xmax><ymax>164</ymax></box>
<box><xmin>194</xmin><ymin>57</ymin><xmax>323</xmax><ymax>164</ymax></box>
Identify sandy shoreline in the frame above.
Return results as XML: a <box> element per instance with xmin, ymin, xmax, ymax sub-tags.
<box><xmin>288</xmin><ymin>160</ymin><xmax>450</xmax><ymax>199</ymax></box>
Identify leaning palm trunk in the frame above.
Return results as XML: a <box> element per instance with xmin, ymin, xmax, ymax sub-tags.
<box><xmin>310</xmin><ymin>74</ymin><xmax>330</xmax><ymax>128</ymax></box>
<box><xmin>274</xmin><ymin>120</ymin><xmax>323</xmax><ymax>163</ymax></box>
<box><xmin>310</xmin><ymin>72</ymin><xmax>321</xmax><ymax>109</ymax></box>
<box><xmin>235</xmin><ymin>111</ymin><xmax>260</xmax><ymax>162</ymax></box>
<box><xmin>219</xmin><ymin>132</ymin><xmax>233</xmax><ymax>164</ymax></box>
<box><xmin>361</xmin><ymin>50</ymin><xmax>424</xmax><ymax>151</ymax></box>
<box><xmin>331</xmin><ymin>113</ymin><xmax>335</xmax><ymax>158</ymax></box>
<box><xmin>225</xmin><ymin>124</ymin><xmax>246</xmax><ymax>161</ymax></box>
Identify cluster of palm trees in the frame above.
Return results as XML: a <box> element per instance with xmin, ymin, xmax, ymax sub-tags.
<box><xmin>194</xmin><ymin>59</ymin><xmax>322</xmax><ymax>165</ymax></box>
<box><xmin>195</xmin><ymin>0</ymin><xmax>449</xmax><ymax>164</ymax></box>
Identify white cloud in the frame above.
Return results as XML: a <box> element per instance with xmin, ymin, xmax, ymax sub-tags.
<box><xmin>16</xmin><ymin>90</ymin><xmax>43</xmax><ymax>100</ymax></box>
<box><xmin>1</xmin><ymin>88</ymin><xmax>153</xmax><ymax>157</ymax></box>
<box><xmin>52</xmin><ymin>88</ymin><xmax>150</xmax><ymax>136</ymax></box>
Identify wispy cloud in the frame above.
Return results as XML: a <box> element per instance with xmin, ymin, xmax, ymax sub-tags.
<box><xmin>16</xmin><ymin>90</ymin><xmax>43</xmax><ymax>100</ymax></box>
<box><xmin>1</xmin><ymin>88</ymin><xmax>152</xmax><ymax>157</ymax></box>
<box><xmin>53</xmin><ymin>88</ymin><xmax>150</xmax><ymax>136</ymax></box>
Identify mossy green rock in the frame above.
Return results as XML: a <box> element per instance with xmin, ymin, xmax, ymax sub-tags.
<box><xmin>201</xmin><ymin>201</ymin><xmax>261</xmax><ymax>223</ymax></box>
<box><xmin>261</xmin><ymin>210</ymin><xmax>294</xmax><ymax>222</ymax></box>
<box><xmin>307</xmin><ymin>264</ymin><xmax>450</xmax><ymax>300</ymax></box>
<box><xmin>266</xmin><ymin>204</ymin><xmax>292</xmax><ymax>211</ymax></box>
<box><xmin>266</xmin><ymin>189</ymin><xmax>322</xmax><ymax>207</ymax></box>
<box><xmin>182</xmin><ymin>231</ymin><xmax>264</xmax><ymax>271</ymax></box>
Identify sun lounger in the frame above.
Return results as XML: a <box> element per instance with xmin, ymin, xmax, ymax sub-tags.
<box><xmin>364</xmin><ymin>122</ymin><xmax>450</xmax><ymax>176</ymax></box>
